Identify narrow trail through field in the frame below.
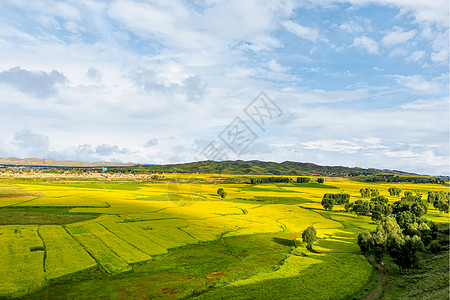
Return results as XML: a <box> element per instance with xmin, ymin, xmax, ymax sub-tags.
<box><xmin>361</xmin><ymin>255</ymin><xmax>386</xmax><ymax>300</ymax></box>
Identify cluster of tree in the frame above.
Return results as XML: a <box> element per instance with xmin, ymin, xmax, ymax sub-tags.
<box><xmin>249</xmin><ymin>177</ymin><xmax>290</xmax><ymax>184</ymax></box>
<box><xmin>388</xmin><ymin>187</ymin><xmax>402</xmax><ymax>196</ymax></box>
<box><xmin>359</xmin><ymin>188</ymin><xmax>379</xmax><ymax>197</ymax></box>
<box><xmin>345</xmin><ymin>196</ymin><xmax>392</xmax><ymax>221</ymax></box>
<box><xmin>321</xmin><ymin>192</ymin><xmax>351</xmax><ymax>210</ymax></box>
<box><xmin>296</xmin><ymin>177</ymin><xmax>311</xmax><ymax>183</ymax></box>
<box><xmin>317</xmin><ymin>178</ymin><xmax>324</xmax><ymax>183</ymax></box>
<box><xmin>359</xmin><ymin>175</ymin><xmax>446</xmax><ymax>184</ymax></box>
<box><xmin>217</xmin><ymin>188</ymin><xmax>227</xmax><ymax>198</ymax></box>
<box><xmin>392</xmin><ymin>194</ymin><xmax>428</xmax><ymax>218</ymax></box>
<box><xmin>427</xmin><ymin>191</ymin><xmax>449</xmax><ymax>213</ymax></box>
<box><xmin>357</xmin><ymin>216</ymin><xmax>439</xmax><ymax>271</ymax></box>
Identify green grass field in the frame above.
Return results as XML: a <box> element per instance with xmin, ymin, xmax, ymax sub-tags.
<box><xmin>0</xmin><ymin>177</ymin><xmax>448</xmax><ymax>299</ymax></box>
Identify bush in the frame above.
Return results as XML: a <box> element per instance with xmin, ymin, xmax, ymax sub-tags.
<box><xmin>429</xmin><ymin>240</ymin><xmax>442</xmax><ymax>254</ymax></box>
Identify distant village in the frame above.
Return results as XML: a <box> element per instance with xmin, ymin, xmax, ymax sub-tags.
<box><xmin>0</xmin><ymin>166</ymin><xmax>165</xmax><ymax>181</ymax></box>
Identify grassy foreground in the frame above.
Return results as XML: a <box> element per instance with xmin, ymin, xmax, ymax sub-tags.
<box><xmin>0</xmin><ymin>176</ymin><xmax>448</xmax><ymax>299</ymax></box>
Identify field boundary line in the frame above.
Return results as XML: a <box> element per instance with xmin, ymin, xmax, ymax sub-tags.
<box><xmin>36</xmin><ymin>225</ymin><xmax>47</xmax><ymax>273</ymax></box>
<box><xmin>177</xmin><ymin>227</ymin><xmax>202</xmax><ymax>243</ymax></box>
<box><xmin>62</xmin><ymin>225</ymin><xmax>101</xmax><ymax>270</ymax></box>
<box><xmin>97</xmin><ymin>222</ymin><xmax>152</xmax><ymax>261</ymax></box>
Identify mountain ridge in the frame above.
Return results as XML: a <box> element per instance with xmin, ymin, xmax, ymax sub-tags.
<box><xmin>0</xmin><ymin>157</ymin><xmax>434</xmax><ymax>177</ymax></box>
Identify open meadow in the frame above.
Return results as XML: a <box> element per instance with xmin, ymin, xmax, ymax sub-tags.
<box><xmin>0</xmin><ymin>174</ymin><xmax>448</xmax><ymax>299</ymax></box>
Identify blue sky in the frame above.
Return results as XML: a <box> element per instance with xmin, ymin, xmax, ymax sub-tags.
<box><xmin>0</xmin><ymin>0</ymin><xmax>448</xmax><ymax>175</ymax></box>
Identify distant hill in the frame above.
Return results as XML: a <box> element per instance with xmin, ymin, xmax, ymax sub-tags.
<box><xmin>0</xmin><ymin>157</ymin><xmax>135</xmax><ymax>167</ymax></box>
<box><xmin>124</xmin><ymin>160</ymin><xmax>418</xmax><ymax>177</ymax></box>
<box><xmin>0</xmin><ymin>157</ymin><xmax>424</xmax><ymax>177</ymax></box>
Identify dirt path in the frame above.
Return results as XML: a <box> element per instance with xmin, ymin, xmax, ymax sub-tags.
<box><xmin>361</xmin><ymin>255</ymin><xmax>387</xmax><ymax>300</ymax></box>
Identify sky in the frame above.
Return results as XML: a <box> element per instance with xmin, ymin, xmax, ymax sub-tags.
<box><xmin>0</xmin><ymin>0</ymin><xmax>448</xmax><ymax>176</ymax></box>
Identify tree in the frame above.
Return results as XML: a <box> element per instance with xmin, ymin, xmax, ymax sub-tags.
<box><xmin>429</xmin><ymin>240</ymin><xmax>442</xmax><ymax>254</ymax></box>
<box><xmin>384</xmin><ymin>204</ymin><xmax>393</xmax><ymax>217</ymax></box>
<box><xmin>302</xmin><ymin>226</ymin><xmax>317</xmax><ymax>248</ymax></box>
<box><xmin>217</xmin><ymin>188</ymin><xmax>227</xmax><ymax>198</ymax></box>
<box><xmin>357</xmin><ymin>231</ymin><xmax>373</xmax><ymax>253</ymax></box>
<box><xmin>389</xmin><ymin>187</ymin><xmax>401</xmax><ymax>196</ymax></box>
<box><xmin>317</xmin><ymin>178</ymin><xmax>324</xmax><ymax>184</ymax></box>
<box><xmin>371</xmin><ymin>204</ymin><xmax>384</xmax><ymax>223</ymax></box>
<box><xmin>389</xmin><ymin>235</ymin><xmax>423</xmax><ymax>271</ymax></box>
<box><xmin>297</xmin><ymin>177</ymin><xmax>311</xmax><ymax>183</ymax></box>
<box><xmin>321</xmin><ymin>196</ymin><xmax>334</xmax><ymax>210</ymax></box>
<box><xmin>370</xmin><ymin>189</ymin><xmax>379</xmax><ymax>197</ymax></box>
<box><xmin>360</xmin><ymin>188</ymin><xmax>370</xmax><ymax>197</ymax></box>
<box><xmin>396</xmin><ymin>211</ymin><xmax>417</xmax><ymax>229</ymax></box>
<box><xmin>371</xmin><ymin>195</ymin><xmax>389</xmax><ymax>205</ymax></box>
<box><xmin>353</xmin><ymin>200</ymin><xmax>370</xmax><ymax>217</ymax></box>
<box><xmin>404</xmin><ymin>191</ymin><xmax>413</xmax><ymax>197</ymax></box>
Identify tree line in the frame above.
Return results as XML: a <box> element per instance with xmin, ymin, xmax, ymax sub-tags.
<box><xmin>358</xmin><ymin>175</ymin><xmax>446</xmax><ymax>184</ymax></box>
<box><xmin>249</xmin><ymin>177</ymin><xmax>325</xmax><ymax>184</ymax></box>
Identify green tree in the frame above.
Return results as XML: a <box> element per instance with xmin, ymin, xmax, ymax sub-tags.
<box><xmin>370</xmin><ymin>189</ymin><xmax>379</xmax><ymax>197</ymax></box>
<box><xmin>360</xmin><ymin>188</ymin><xmax>370</xmax><ymax>197</ymax></box>
<box><xmin>371</xmin><ymin>204</ymin><xmax>384</xmax><ymax>223</ymax></box>
<box><xmin>389</xmin><ymin>235</ymin><xmax>424</xmax><ymax>271</ymax></box>
<box><xmin>388</xmin><ymin>187</ymin><xmax>401</xmax><ymax>196</ymax></box>
<box><xmin>217</xmin><ymin>188</ymin><xmax>227</xmax><ymax>198</ymax></box>
<box><xmin>353</xmin><ymin>200</ymin><xmax>370</xmax><ymax>217</ymax></box>
<box><xmin>404</xmin><ymin>191</ymin><xmax>413</xmax><ymax>197</ymax></box>
<box><xmin>357</xmin><ymin>231</ymin><xmax>373</xmax><ymax>253</ymax></box>
<box><xmin>371</xmin><ymin>195</ymin><xmax>389</xmax><ymax>205</ymax></box>
<box><xmin>396</xmin><ymin>211</ymin><xmax>417</xmax><ymax>229</ymax></box>
<box><xmin>317</xmin><ymin>178</ymin><xmax>324</xmax><ymax>184</ymax></box>
<box><xmin>302</xmin><ymin>226</ymin><xmax>317</xmax><ymax>248</ymax></box>
<box><xmin>384</xmin><ymin>204</ymin><xmax>393</xmax><ymax>217</ymax></box>
<box><xmin>429</xmin><ymin>240</ymin><xmax>442</xmax><ymax>254</ymax></box>
<box><xmin>297</xmin><ymin>177</ymin><xmax>311</xmax><ymax>183</ymax></box>
<box><xmin>321</xmin><ymin>196</ymin><xmax>334</xmax><ymax>211</ymax></box>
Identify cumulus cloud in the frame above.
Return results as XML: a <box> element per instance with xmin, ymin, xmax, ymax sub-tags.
<box><xmin>381</xmin><ymin>26</ymin><xmax>416</xmax><ymax>46</ymax></box>
<box><xmin>408</xmin><ymin>50</ymin><xmax>426</xmax><ymax>62</ymax></box>
<box><xmin>95</xmin><ymin>144</ymin><xmax>131</xmax><ymax>156</ymax></box>
<box><xmin>352</xmin><ymin>36</ymin><xmax>379</xmax><ymax>54</ymax></box>
<box><xmin>339</xmin><ymin>20</ymin><xmax>364</xmax><ymax>33</ymax></box>
<box><xmin>13</xmin><ymin>130</ymin><xmax>49</xmax><ymax>155</ymax></box>
<box><xmin>0</xmin><ymin>67</ymin><xmax>67</xmax><ymax>98</ymax></box>
<box><xmin>143</xmin><ymin>138</ymin><xmax>158</xmax><ymax>147</ymax></box>
<box><xmin>391</xmin><ymin>75</ymin><xmax>445</xmax><ymax>94</ymax></box>
<box><xmin>282</xmin><ymin>20</ymin><xmax>320</xmax><ymax>41</ymax></box>
<box><xmin>86</xmin><ymin>67</ymin><xmax>102</xmax><ymax>83</ymax></box>
<box><xmin>183</xmin><ymin>75</ymin><xmax>206</xmax><ymax>102</ymax></box>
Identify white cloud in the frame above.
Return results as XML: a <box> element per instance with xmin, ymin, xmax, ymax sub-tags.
<box><xmin>381</xmin><ymin>26</ymin><xmax>416</xmax><ymax>46</ymax></box>
<box><xmin>267</xmin><ymin>60</ymin><xmax>286</xmax><ymax>73</ymax></box>
<box><xmin>408</xmin><ymin>50</ymin><xmax>426</xmax><ymax>62</ymax></box>
<box><xmin>282</xmin><ymin>20</ymin><xmax>320</xmax><ymax>41</ymax></box>
<box><xmin>344</xmin><ymin>0</ymin><xmax>449</xmax><ymax>27</ymax></box>
<box><xmin>339</xmin><ymin>20</ymin><xmax>364</xmax><ymax>33</ymax></box>
<box><xmin>391</xmin><ymin>75</ymin><xmax>445</xmax><ymax>94</ymax></box>
<box><xmin>144</xmin><ymin>138</ymin><xmax>158</xmax><ymax>147</ymax></box>
<box><xmin>0</xmin><ymin>67</ymin><xmax>67</xmax><ymax>98</ymax></box>
<box><xmin>302</xmin><ymin>139</ymin><xmax>363</xmax><ymax>154</ymax></box>
<box><xmin>352</xmin><ymin>36</ymin><xmax>379</xmax><ymax>54</ymax></box>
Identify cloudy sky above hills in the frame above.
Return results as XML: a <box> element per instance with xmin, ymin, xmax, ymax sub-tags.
<box><xmin>0</xmin><ymin>0</ymin><xmax>448</xmax><ymax>175</ymax></box>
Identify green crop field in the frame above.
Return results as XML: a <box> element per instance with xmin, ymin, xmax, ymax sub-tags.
<box><xmin>0</xmin><ymin>175</ymin><xmax>448</xmax><ymax>299</ymax></box>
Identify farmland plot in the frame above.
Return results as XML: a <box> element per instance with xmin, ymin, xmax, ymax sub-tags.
<box><xmin>0</xmin><ymin>226</ymin><xmax>45</xmax><ymax>296</ymax></box>
<box><xmin>39</xmin><ymin>225</ymin><xmax>96</xmax><ymax>280</ymax></box>
<box><xmin>65</xmin><ymin>224</ymin><xmax>132</xmax><ymax>274</ymax></box>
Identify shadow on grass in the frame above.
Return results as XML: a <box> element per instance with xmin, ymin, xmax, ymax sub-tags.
<box><xmin>272</xmin><ymin>237</ymin><xmax>293</xmax><ymax>247</ymax></box>
<box><xmin>306</xmin><ymin>245</ymin><xmax>320</xmax><ymax>253</ymax></box>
